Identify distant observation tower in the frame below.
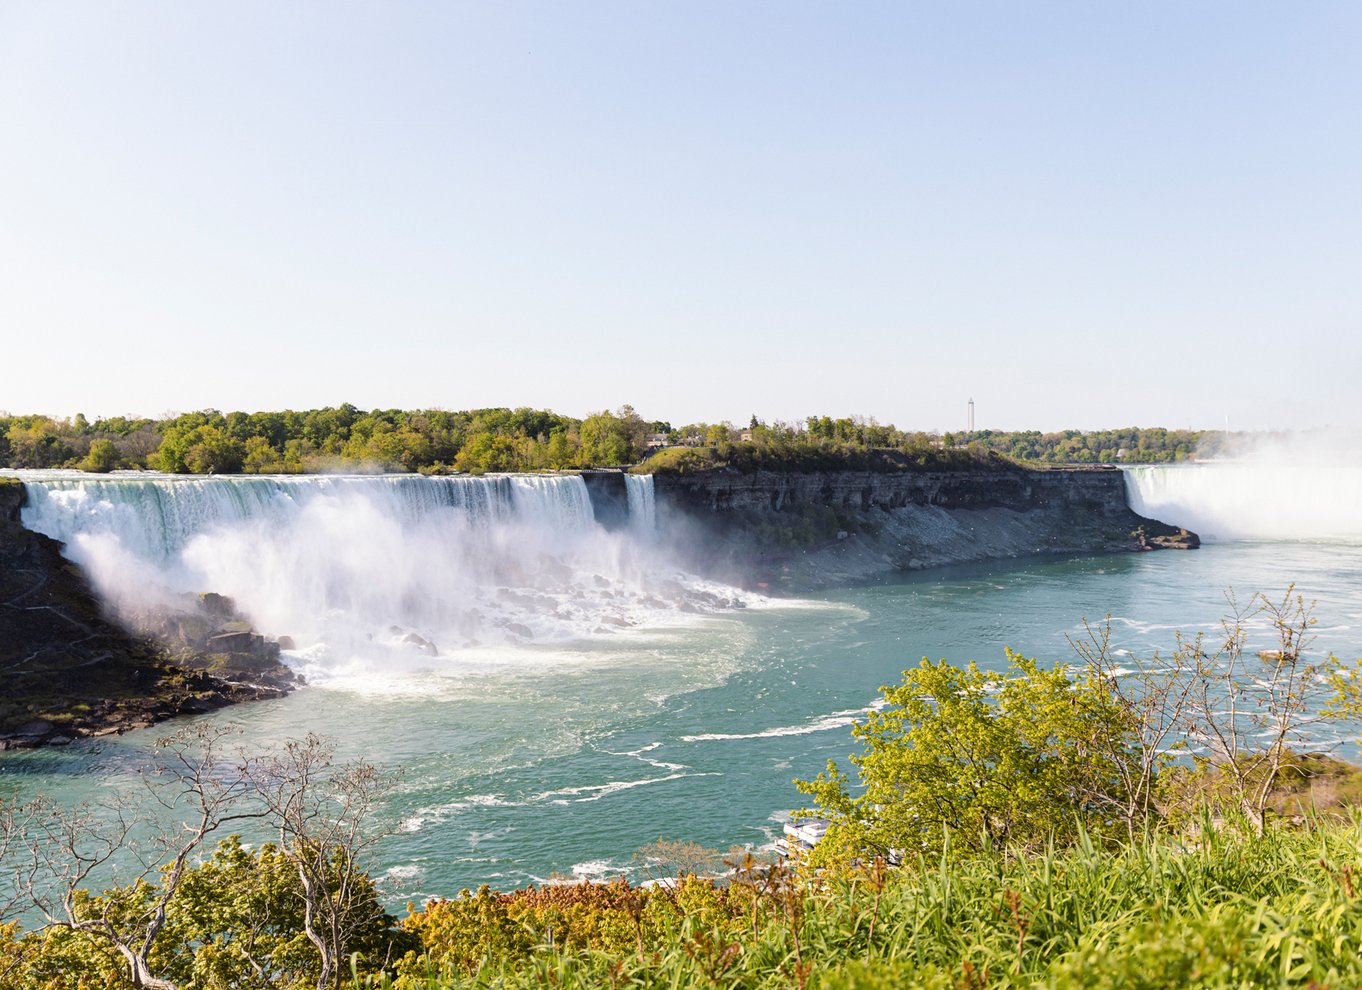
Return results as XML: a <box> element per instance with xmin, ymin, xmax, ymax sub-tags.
<box><xmin>967</xmin><ymin>398</ymin><xmax>975</xmax><ymax>433</ymax></box>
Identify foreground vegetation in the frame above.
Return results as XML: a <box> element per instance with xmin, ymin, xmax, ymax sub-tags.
<box><xmin>362</xmin><ymin>820</ymin><xmax>1362</xmax><ymax>990</ymax></box>
<box><xmin>7</xmin><ymin>816</ymin><xmax>1362</xmax><ymax>989</ymax></box>
<box><xmin>0</xmin><ymin>406</ymin><xmax>1218</xmax><ymax>476</ymax></box>
<box><xmin>3</xmin><ymin>589</ymin><xmax>1360</xmax><ymax>988</ymax></box>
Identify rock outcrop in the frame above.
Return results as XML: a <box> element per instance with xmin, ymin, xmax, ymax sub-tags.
<box><xmin>647</xmin><ymin>464</ymin><xmax>1198</xmax><ymax>590</ymax></box>
<box><xmin>0</xmin><ymin>477</ymin><xmax>296</xmax><ymax>750</ymax></box>
<box><xmin>130</xmin><ymin>591</ymin><xmax>296</xmax><ymax>688</ymax></box>
<box><xmin>580</xmin><ymin>470</ymin><xmax>631</xmax><ymax>529</ymax></box>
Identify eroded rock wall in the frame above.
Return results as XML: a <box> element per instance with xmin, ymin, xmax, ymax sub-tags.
<box><xmin>650</xmin><ymin>466</ymin><xmax>1196</xmax><ymax>590</ymax></box>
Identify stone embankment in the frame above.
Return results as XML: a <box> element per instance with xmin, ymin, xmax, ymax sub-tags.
<box><xmin>0</xmin><ymin>477</ymin><xmax>295</xmax><ymax>750</ymax></box>
<box><xmin>641</xmin><ymin>464</ymin><xmax>1198</xmax><ymax>590</ymax></box>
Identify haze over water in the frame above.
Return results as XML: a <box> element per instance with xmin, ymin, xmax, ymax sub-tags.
<box><xmin>2</xmin><ymin>463</ymin><xmax>1360</xmax><ymax>904</ymax></box>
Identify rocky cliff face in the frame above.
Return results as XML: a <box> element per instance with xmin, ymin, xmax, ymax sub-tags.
<box><xmin>580</xmin><ymin>470</ymin><xmax>630</xmax><ymax>528</ymax></box>
<box><xmin>648</xmin><ymin>465</ymin><xmax>1197</xmax><ymax>590</ymax></box>
<box><xmin>0</xmin><ymin>478</ymin><xmax>294</xmax><ymax>750</ymax></box>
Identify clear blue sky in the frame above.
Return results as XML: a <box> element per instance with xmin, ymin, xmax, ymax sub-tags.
<box><xmin>2</xmin><ymin>2</ymin><xmax>1359</xmax><ymax>432</ymax></box>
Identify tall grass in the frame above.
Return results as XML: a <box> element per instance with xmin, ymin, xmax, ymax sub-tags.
<box><xmin>359</xmin><ymin>815</ymin><xmax>1362</xmax><ymax>989</ymax></box>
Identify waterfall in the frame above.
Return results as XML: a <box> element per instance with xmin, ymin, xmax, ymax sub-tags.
<box><xmin>10</xmin><ymin>471</ymin><xmax>749</xmax><ymax>676</ymax></box>
<box><xmin>1123</xmin><ymin>463</ymin><xmax>1362</xmax><ymax>542</ymax></box>
<box><xmin>624</xmin><ymin>474</ymin><xmax>656</xmax><ymax>534</ymax></box>
<box><xmin>17</xmin><ymin>474</ymin><xmax>595</xmax><ymax>560</ymax></box>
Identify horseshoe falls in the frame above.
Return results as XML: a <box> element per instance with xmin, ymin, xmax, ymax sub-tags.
<box><xmin>1123</xmin><ymin>463</ymin><xmax>1362</xmax><ymax>542</ymax></box>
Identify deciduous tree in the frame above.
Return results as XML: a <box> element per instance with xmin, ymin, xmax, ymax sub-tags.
<box><xmin>796</xmin><ymin>652</ymin><xmax>1140</xmax><ymax>865</ymax></box>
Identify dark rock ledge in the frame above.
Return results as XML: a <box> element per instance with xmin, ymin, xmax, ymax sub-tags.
<box><xmin>0</xmin><ymin>478</ymin><xmax>297</xmax><ymax>751</ymax></box>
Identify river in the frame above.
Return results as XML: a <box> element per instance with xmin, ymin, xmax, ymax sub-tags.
<box><xmin>1</xmin><ymin>466</ymin><xmax>1359</xmax><ymax>905</ymax></box>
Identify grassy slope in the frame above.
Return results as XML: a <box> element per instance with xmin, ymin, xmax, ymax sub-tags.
<box><xmin>365</xmin><ymin>818</ymin><xmax>1362</xmax><ymax>990</ymax></box>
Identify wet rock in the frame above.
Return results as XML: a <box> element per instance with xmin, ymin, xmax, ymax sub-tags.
<box><xmin>198</xmin><ymin>592</ymin><xmax>237</xmax><ymax>620</ymax></box>
<box><xmin>400</xmin><ymin>631</ymin><xmax>438</xmax><ymax>656</ymax></box>
<box><xmin>1147</xmin><ymin>529</ymin><xmax>1200</xmax><ymax>550</ymax></box>
<box><xmin>535</xmin><ymin>553</ymin><xmax>573</xmax><ymax>584</ymax></box>
<box><xmin>208</xmin><ymin>630</ymin><xmax>257</xmax><ymax>653</ymax></box>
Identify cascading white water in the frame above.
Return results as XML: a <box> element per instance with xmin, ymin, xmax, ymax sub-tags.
<box><xmin>19</xmin><ymin>474</ymin><xmax>543</xmax><ymax>561</ymax></box>
<box><xmin>508</xmin><ymin>475</ymin><xmax>596</xmax><ymax>532</ymax></box>
<box><xmin>624</xmin><ymin>474</ymin><xmax>656</xmax><ymax>534</ymax></box>
<box><xmin>1123</xmin><ymin>463</ymin><xmax>1362</xmax><ymax>542</ymax></box>
<box><xmin>12</xmin><ymin>471</ymin><xmax>750</xmax><ymax>681</ymax></box>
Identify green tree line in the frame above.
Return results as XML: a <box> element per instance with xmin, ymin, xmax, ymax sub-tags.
<box><xmin>957</xmin><ymin>426</ymin><xmax>1212</xmax><ymax>464</ymax></box>
<box><xmin>0</xmin><ymin>406</ymin><xmax>1221</xmax><ymax>475</ymax></box>
<box><xmin>0</xmin><ymin>406</ymin><xmax>657</xmax><ymax>475</ymax></box>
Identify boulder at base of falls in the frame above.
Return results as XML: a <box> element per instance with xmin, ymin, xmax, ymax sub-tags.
<box><xmin>399</xmin><ymin>631</ymin><xmax>439</xmax><ymax>656</ymax></box>
<box><xmin>132</xmin><ymin>592</ymin><xmax>294</xmax><ymax>687</ymax></box>
<box><xmin>1133</xmin><ymin>526</ymin><xmax>1201</xmax><ymax>550</ymax></box>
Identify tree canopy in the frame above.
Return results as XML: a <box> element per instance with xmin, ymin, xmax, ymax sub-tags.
<box><xmin>0</xmin><ymin>406</ymin><xmax>1220</xmax><ymax>475</ymax></box>
<box><xmin>796</xmin><ymin>652</ymin><xmax>1142</xmax><ymax>865</ymax></box>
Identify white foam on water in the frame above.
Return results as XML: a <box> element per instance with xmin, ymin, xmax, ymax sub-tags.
<box><xmin>569</xmin><ymin>859</ymin><xmax>623</xmax><ymax>881</ymax></box>
<box><xmin>679</xmin><ymin>699</ymin><xmax>887</xmax><ymax>742</ymax></box>
<box><xmin>467</xmin><ymin>830</ymin><xmax>505</xmax><ymax>849</ymax></box>
<box><xmin>1106</xmin><ymin>616</ymin><xmax>1192</xmax><ymax>635</ymax></box>
<box><xmin>607</xmin><ymin>742</ymin><xmax>689</xmax><ymax>772</ymax></box>
<box><xmin>534</xmin><ymin>771</ymin><xmax>721</xmax><ymax>804</ymax></box>
<box><xmin>399</xmin><ymin>793</ymin><xmax>526</xmax><ymax>834</ymax></box>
